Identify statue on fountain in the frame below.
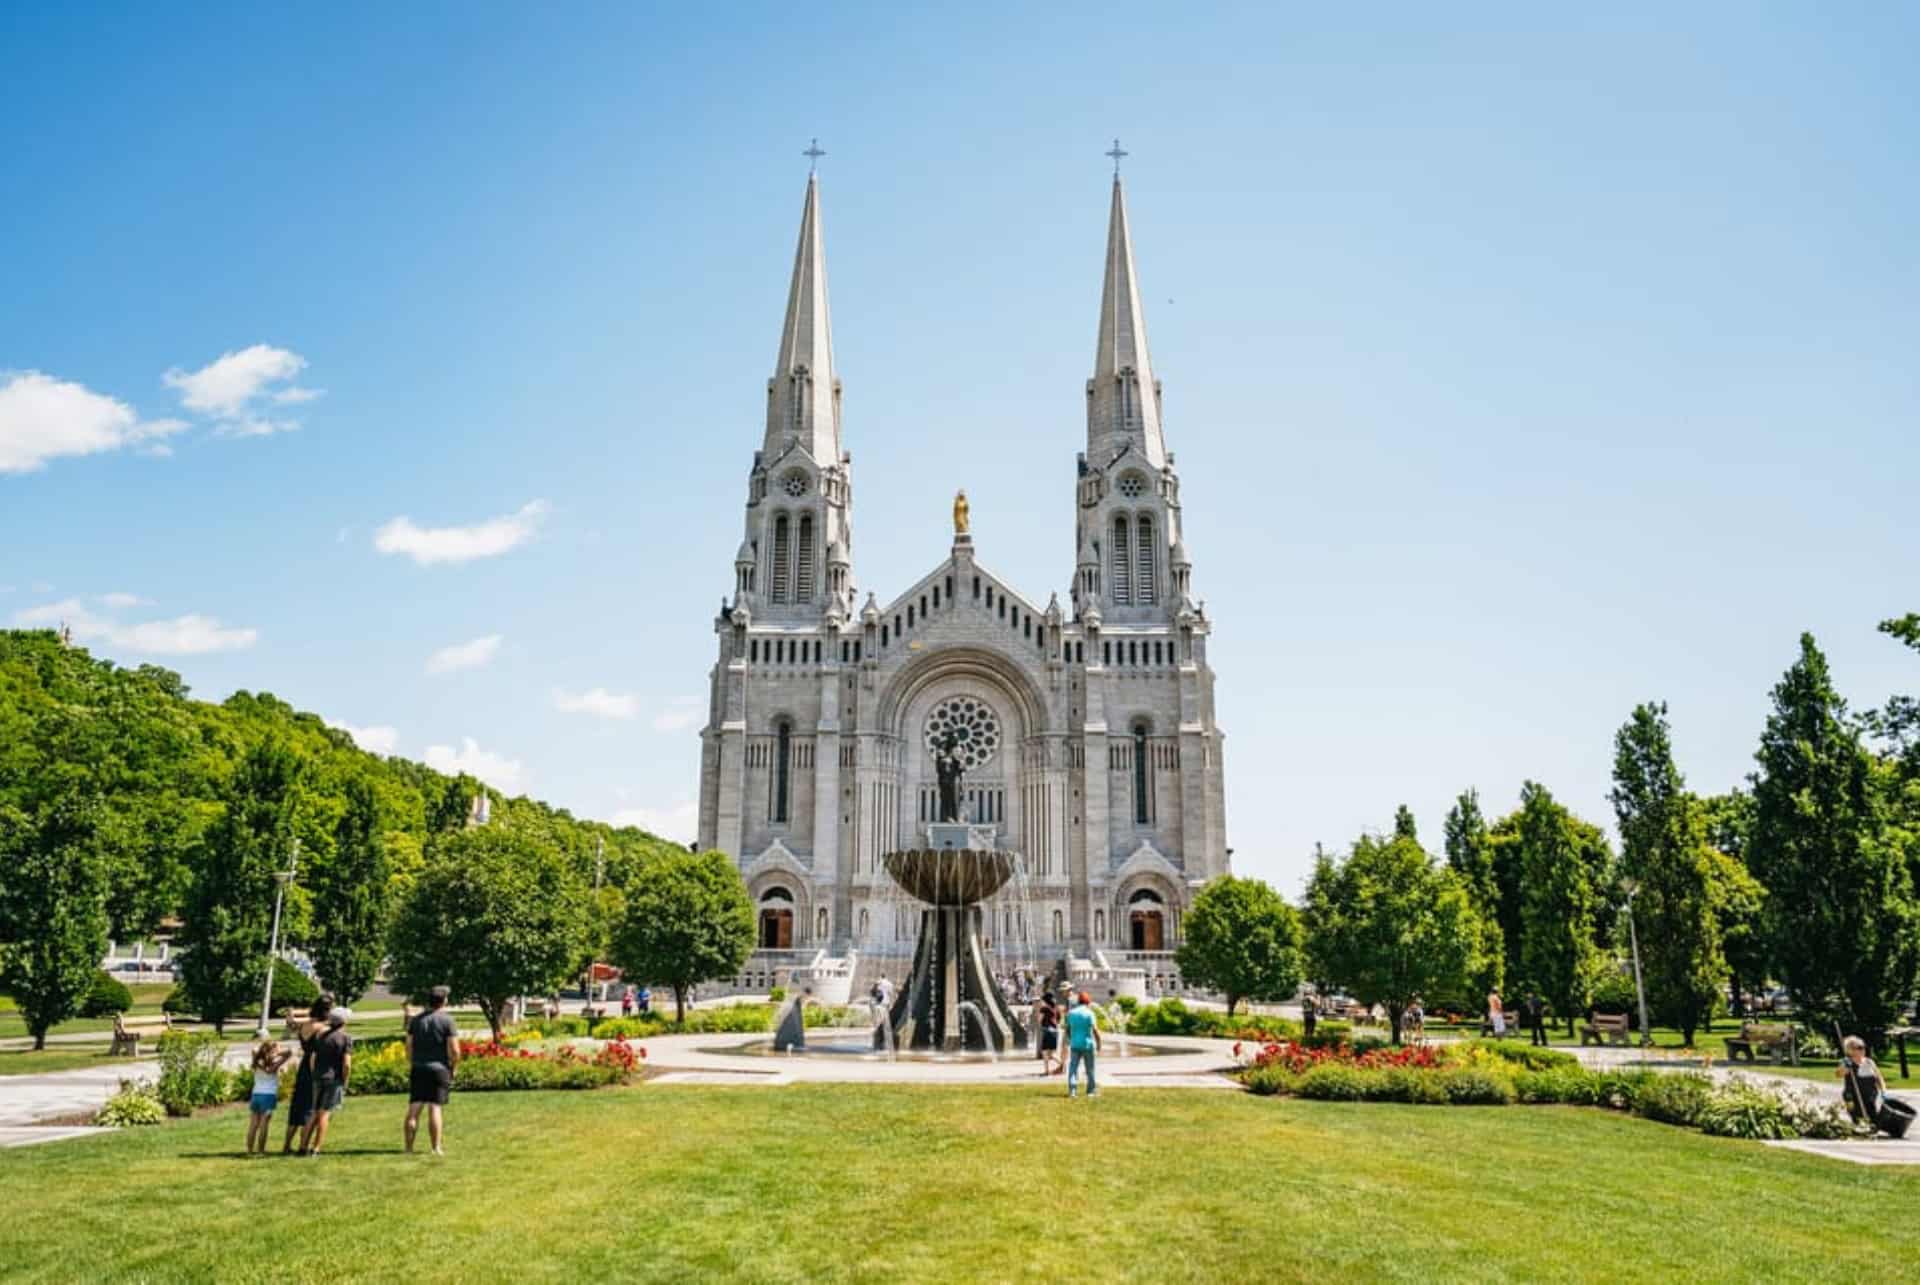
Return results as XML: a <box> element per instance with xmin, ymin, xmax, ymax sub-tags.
<box><xmin>935</xmin><ymin>732</ymin><xmax>964</xmax><ymax>823</ymax></box>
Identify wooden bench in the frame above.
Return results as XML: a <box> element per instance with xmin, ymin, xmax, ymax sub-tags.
<box><xmin>1723</xmin><ymin>1022</ymin><xmax>1798</xmax><ymax>1066</ymax></box>
<box><xmin>1580</xmin><ymin>1013</ymin><xmax>1632</xmax><ymax>1047</ymax></box>
<box><xmin>108</xmin><ymin>1016</ymin><xmax>139</xmax><ymax>1058</ymax></box>
<box><xmin>1479</xmin><ymin>1012</ymin><xmax>1517</xmax><ymax>1037</ymax></box>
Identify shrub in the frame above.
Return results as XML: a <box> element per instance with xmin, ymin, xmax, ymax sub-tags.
<box><xmin>586</xmin><ymin>1017</ymin><xmax>648</xmax><ymax>1040</ymax></box>
<box><xmin>1296</xmin><ymin>1065</ymin><xmax>1369</xmax><ymax>1101</ymax></box>
<box><xmin>1437</xmin><ymin>1068</ymin><xmax>1517</xmax><ymax>1105</ymax></box>
<box><xmin>1633</xmin><ymin>1072</ymin><xmax>1713</xmax><ymax>1127</ymax></box>
<box><xmin>154</xmin><ymin>1032</ymin><xmax>230</xmax><ymax>1116</ymax></box>
<box><xmin>96</xmin><ymin>1083</ymin><xmax>166</xmax><ymax>1127</ymax></box>
<box><xmin>1783</xmin><ymin>1092</ymin><xmax>1856</xmax><ymax>1140</ymax></box>
<box><xmin>1460</xmin><ymin>1039</ymin><xmax>1577</xmax><ymax>1072</ymax></box>
<box><xmin>1513</xmin><ymin>1067</ymin><xmax>1604</xmax><ymax>1106</ymax></box>
<box><xmin>1114</xmin><ymin>995</ymin><xmax>1139</xmax><ymax>1013</ymax></box>
<box><xmin>267</xmin><ymin>959</ymin><xmax>319</xmax><ymax>1013</ymax></box>
<box><xmin>80</xmin><ymin>971</ymin><xmax>134</xmax><ymax>1019</ymax></box>
<box><xmin>519</xmin><ymin>1016</ymin><xmax>591</xmax><ymax>1039</ymax></box>
<box><xmin>1698</xmin><ymin>1081</ymin><xmax>1797</xmax><ymax>1140</ymax></box>
<box><xmin>768</xmin><ymin>986</ymin><xmax>786</xmax><ymax>1003</ymax></box>
<box><xmin>1242</xmin><ymin>1065</ymin><xmax>1299</xmax><ymax>1097</ymax></box>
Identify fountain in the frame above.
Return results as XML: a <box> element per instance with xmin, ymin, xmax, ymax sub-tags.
<box><xmin>876</xmin><ymin>831</ymin><xmax>1030</xmax><ymax>1054</ymax></box>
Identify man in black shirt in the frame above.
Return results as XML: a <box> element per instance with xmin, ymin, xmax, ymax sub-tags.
<box><xmin>302</xmin><ymin>1008</ymin><xmax>353</xmax><ymax>1156</ymax></box>
<box><xmin>404</xmin><ymin>986</ymin><xmax>462</xmax><ymax>1156</ymax></box>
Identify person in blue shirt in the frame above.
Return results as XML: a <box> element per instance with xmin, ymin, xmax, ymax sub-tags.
<box><xmin>1064</xmin><ymin>991</ymin><xmax>1103</xmax><ymax>1099</ymax></box>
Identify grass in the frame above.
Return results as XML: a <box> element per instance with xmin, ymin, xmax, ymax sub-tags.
<box><xmin>1</xmin><ymin>1086</ymin><xmax>1914</xmax><ymax>1283</ymax></box>
<box><xmin>0</xmin><ymin>1047</ymin><xmax>134</xmax><ymax>1077</ymax></box>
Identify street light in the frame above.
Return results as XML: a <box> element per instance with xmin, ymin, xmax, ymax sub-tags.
<box><xmin>1619</xmin><ymin>878</ymin><xmax>1652</xmax><ymax>1049</ymax></box>
<box><xmin>254</xmin><ymin>839</ymin><xmax>300</xmax><ymax>1040</ymax></box>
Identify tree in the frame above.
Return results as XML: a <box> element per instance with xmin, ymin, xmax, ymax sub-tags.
<box><xmin>1304</xmin><ymin>829</ymin><xmax>1485</xmax><ymax>1044</ymax></box>
<box><xmin>1173</xmin><ymin>875</ymin><xmax>1303</xmax><ymax>1017</ymax></box>
<box><xmin>177</xmin><ymin>742</ymin><xmax>305</xmax><ymax>1033</ymax></box>
<box><xmin>1748</xmin><ymin>633</ymin><xmax>1919</xmax><ymax>1037</ymax></box>
<box><xmin>1392</xmin><ymin>805</ymin><xmax>1418</xmax><ymax>843</ymax></box>
<box><xmin>1610</xmin><ymin>703</ymin><xmax>1724</xmax><ymax>1044</ymax></box>
<box><xmin>387</xmin><ymin>826</ymin><xmax>591</xmax><ymax>1039</ymax></box>
<box><xmin>608</xmin><ymin>850</ymin><xmax>754</xmax><ymax>1024</ymax></box>
<box><xmin>1513</xmin><ymin>782</ymin><xmax>1610</xmax><ymax>1035</ymax></box>
<box><xmin>1444</xmin><ymin>788</ymin><xmax>1503</xmax><ymax>997</ymax></box>
<box><xmin>306</xmin><ymin>776</ymin><xmax>389</xmax><ymax>1004</ymax></box>
<box><xmin>0</xmin><ymin>793</ymin><xmax>111</xmax><ymax>1049</ymax></box>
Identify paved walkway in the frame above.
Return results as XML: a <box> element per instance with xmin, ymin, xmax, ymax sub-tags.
<box><xmin>637</xmin><ymin>1033</ymin><xmax>1242</xmax><ymax>1084</ymax></box>
<box><xmin>0</xmin><ymin>1043</ymin><xmax>256</xmax><ymax>1148</ymax></box>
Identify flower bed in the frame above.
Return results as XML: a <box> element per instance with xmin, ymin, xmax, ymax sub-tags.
<box><xmin>1232</xmin><ymin>1038</ymin><xmax>1857</xmax><ymax>1141</ymax></box>
<box><xmin>346</xmin><ymin>1036</ymin><xmax>644</xmax><ymax>1095</ymax></box>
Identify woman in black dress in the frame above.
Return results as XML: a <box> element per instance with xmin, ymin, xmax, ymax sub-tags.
<box><xmin>281</xmin><ymin>992</ymin><xmax>334</xmax><ymax>1155</ymax></box>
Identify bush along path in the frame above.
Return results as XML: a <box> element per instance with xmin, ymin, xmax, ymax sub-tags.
<box><xmin>1231</xmin><ymin>1038</ymin><xmax>1879</xmax><ymax>1142</ymax></box>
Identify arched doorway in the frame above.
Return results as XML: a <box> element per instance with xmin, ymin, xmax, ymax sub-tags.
<box><xmin>759</xmin><ymin>887</ymin><xmax>795</xmax><ymax>949</ymax></box>
<box><xmin>1128</xmin><ymin>888</ymin><xmax>1165</xmax><ymax>951</ymax></box>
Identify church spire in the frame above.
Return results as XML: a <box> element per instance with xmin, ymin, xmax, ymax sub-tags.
<box><xmin>1086</xmin><ymin>171</ymin><xmax>1166</xmax><ymax>471</ymax></box>
<box><xmin>764</xmin><ymin>171</ymin><xmax>841</xmax><ymax>465</ymax></box>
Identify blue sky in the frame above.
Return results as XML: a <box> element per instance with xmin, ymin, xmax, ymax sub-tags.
<box><xmin>3</xmin><ymin>5</ymin><xmax>1915</xmax><ymax>893</ymax></box>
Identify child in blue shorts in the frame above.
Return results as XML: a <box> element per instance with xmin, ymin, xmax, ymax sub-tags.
<box><xmin>246</xmin><ymin>1039</ymin><xmax>290</xmax><ymax>1155</ymax></box>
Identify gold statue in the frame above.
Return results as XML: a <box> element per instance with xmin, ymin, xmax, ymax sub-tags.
<box><xmin>953</xmin><ymin>489</ymin><xmax>970</xmax><ymax>536</ymax></box>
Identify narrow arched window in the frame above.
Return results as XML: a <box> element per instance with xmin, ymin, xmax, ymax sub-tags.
<box><xmin>1133</xmin><ymin>723</ymin><xmax>1150</xmax><ymax>825</ymax></box>
<box><xmin>1110</xmin><ymin>514</ymin><xmax>1132</xmax><ymax>605</ymax></box>
<box><xmin>796</xmin><ymin>514</ymin><xmax>816</xmax><ymax>602</ymax></box>
<box><xmin>770</xmin><ymin>515</ymin><xmax>791</xmax><ymax>603</ymax></box>
<box><xmin>773</xmin><ymin>722</ymin><xmax>792</xmax><ymax>823</ymax></box>
<box><xmin>1052</xmin><ymin>910</ymin><xmax>1064</xmax><ymax>943</ymax></box>
<box><xmin>1136</xmin><ymin>514</ymin><xmax>1156</xmax><ymax>604</ymax></box>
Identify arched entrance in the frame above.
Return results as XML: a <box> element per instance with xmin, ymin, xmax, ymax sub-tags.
<box><xmin>1128</xmin><ymin>888</ymin><xmax>1166</xmax><ymax>951</ymax></box>
<box><xmin>759</xmin><ymin>887</ymin><xmax>795</xmax><ymax>949</ymax></box>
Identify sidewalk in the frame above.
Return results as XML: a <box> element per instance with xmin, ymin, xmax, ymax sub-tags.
<box><xmin>0</xmin><ymin>1043</ymin><xmax>257</xmax><ymax>1147</ymax></box>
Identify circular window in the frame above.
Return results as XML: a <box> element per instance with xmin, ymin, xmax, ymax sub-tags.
<box><xmin>1116</xmin><ymin>472</ymin><xmax>1147</xmax><ymax>498</ymax></box>
<box><xmin>782</xmin><ymin>471</ymin><xmax>809</xmax><ymax>498</ymax></box>
<box><xmin>923</xmin><ymin>696</ymin><xmax>1002</xmax><ymax>772</ymax></box>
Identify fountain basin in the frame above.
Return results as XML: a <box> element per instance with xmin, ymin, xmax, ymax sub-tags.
<box><xmin>882</xmin><ymin>848</ymin><xmax>1016</xmax><ymax>905</ymax></box>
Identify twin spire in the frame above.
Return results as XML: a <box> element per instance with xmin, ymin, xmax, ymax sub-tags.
<box><xmin>764</xmin><ymin>172</ymin><xmax>841</xmax><ymax>466</ymax></box>
<box><xmin>764</xmin><ymin>156</ymin><xmax>1166</xmax><ymax>472</ymax></box>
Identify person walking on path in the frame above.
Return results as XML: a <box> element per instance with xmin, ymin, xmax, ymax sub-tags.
<box><xmin>1065</xmin><ymin>992</ymin><xmax>1102</xmax><ymax>1098</ymax></box>
<box><xmin>244</xmin><ymin>1039</ymin><xmax>290</xmax><ymax>1156</ymax></box>
<box><xmin>404</xmin><ymin>986</ymin><xmax>462</xmax><ymax>1156</ymax></box>
<box><xmin>1037</xmin><ymin>994</ymin><xmax>1062</xmax><ymax>1075</ymax></box>
<box><xmin>1523</xmin><ymin>991</ymin><xmax>1547</xmax><ymax>1047</ymax></box>
<box><xmin>622</xmin><ymin>987</ymin><xmax>636</xmax><ymax>1019</ymax></box>
<box><xmin>1487</xmin><ymin>989</ymin><xmax>1506</xmax><ymax>1038</ymax></box>
<box><xmin>281</xmin><ymin>993</ymin><xmax>333</xmax><ymax>1155</ymax></box>
<box><xmin>300</xmin><ymin>1008</ymin><xmax>353</xmax><ymax>1157</ymax></box>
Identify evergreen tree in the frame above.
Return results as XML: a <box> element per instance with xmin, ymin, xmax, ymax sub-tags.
<box><xmin>307</xmin><ymin>776</ymin><xmax>389</xmax><ymax>1004</ymax></box>
<box><xmin>1174</xmin><ymin>876</ymin><xmax>1303</xmax><ymax>1017</ymax></box>
<box><xmin>177</xmin><ymin>741</ymin><xmax>305</xmax><ymax>1032</ymax></box>
<box><xmin>1444</xmin><ymin>788</ymin><xmax>1503</xmax><ymax>994</ymax></box>
<box><xmin>0</xmin><ymin>792</ymin><xmax>112</xmax><ymax>1049</ymax></box>
<box><xmin>1514</xmin><ymin>782</ymin><xmax>1610</xmax><ymax>1035</ymax></box>
<box><xmin>1748</xmin><ymin>634</ymin><xmax>1919</xmax><ymax>1036</ymax></box>
<box><xmin>1610</xmin><ymin>703</ymin><xmax>1724</xmax><ymax>1044</ymax></box>
<box><xmin>1392</xmin><ymin>804</ymin><xmax>1419</xmax><ymax>843</ymax></box>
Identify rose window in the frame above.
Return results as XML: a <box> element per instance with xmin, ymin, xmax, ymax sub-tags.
<box><xmin>1116</xmin><ymin>472</ymin><xmax>1147</xmax><ymax>498</ymax></box>
<box><xmin>924</xmin><ymin>697</ymin><xmax>1002</xmax><ymax>771</ymax></box>
<box><xmin>782</xmin><ymin>471</ymin><xmax>810</xmax><ymax>497</ymax></box>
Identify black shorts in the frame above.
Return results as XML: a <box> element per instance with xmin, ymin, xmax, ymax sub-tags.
<box><xmin>1041</xmin><ymin>1029</ymin><xmax>1059</xmax><ymax>1051</ymax></box>
<box><xmin>409</xmin><ymin>1063</ymin><xmax>452</xmax><ymax>1105</ymax></box>
<box><xmin>315</xmin><ymin>1081</ymin><xmax>345</xmax><ymax>1113</ymax></box>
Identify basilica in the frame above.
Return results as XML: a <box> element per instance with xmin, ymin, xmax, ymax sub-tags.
<box><xmin>696</xmin><ymin>164</ymin><xmax>1230</xmax><ymax>986</ymax></box>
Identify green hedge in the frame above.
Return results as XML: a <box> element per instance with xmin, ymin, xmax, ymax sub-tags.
<box><xmin>347</xmin><ymin>1057</ymin><xmax>623</xmax><ymax>1095</ymax></box>
<box><xmin>162</xmin><ymin>958</ymin><xmax>318</xmax><ymax>1019</ymax></box>
<box><xmin>80</xmin><ymin>971</ymin><xmax>134</xmax><ymax>1018</ymax></box>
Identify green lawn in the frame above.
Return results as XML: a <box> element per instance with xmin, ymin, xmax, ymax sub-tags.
<box><xmin>0</xmin><ymin>1047</ymin><xmax>133</xmax><ymax>1077</ymax></box>
<box><xmin>1</xmin><ymin>1086</ymin><xmax>1913</xmax><ymax>1283</ymax></box>
<box><xmin>0</xmin><ymin>985</ymin><xmax>175</xmax><ymax>1041</ymax></box>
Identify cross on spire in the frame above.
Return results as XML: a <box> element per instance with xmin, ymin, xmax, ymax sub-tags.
<box><xmin>803</xmin><ymin>138</ymin><xmax>826</xmax><ymax>173</ymax></box>
<box><xmin>1105</xmin><ymin>137</ymin><xmax>1128</xmax><ymax>175</ymax></box>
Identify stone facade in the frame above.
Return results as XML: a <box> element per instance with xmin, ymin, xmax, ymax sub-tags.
<box><xmin>697</xmin><ymin>171</ymin><xmax>1228</xmax><ymax>977</ymax></box>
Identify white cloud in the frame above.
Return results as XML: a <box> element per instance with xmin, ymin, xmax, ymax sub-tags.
<box><xmin>608</xmin><ymin>799</ymin><xmax>698</xmax><ymax>842</ymax></box>
<box><xmin>163</xmin><ymin>345</ymin><xmax>311</xmax><ymax>415</ymax></box>
<box><xmin>327</xmin><ymin>720</ymin><xmax>399</xmax><ymax>756</ymax></box>
<box><xmin>424</xmin><ymin>737</ymin><xmax>524</xmax><ymax>793</ymax></box>
<box><xmin>554</xmin><ymin>687</ymin><xmax>639</xmax><ymax>719</ymax></box>
<box><xmin>98</xmin><ymin>592</ymin><xmax>150</xmax><ymax>608</ymax></box>
<box><xmin>426</xmin><ymin>633</ymin><xmax>502</xmax><ymax>675</ymax></box>
<box><xmin>374</xmin><ymin>500</ymin><xmax>549</xmax><ymax>566</ymax></box>
<box><xmin>651</xmin><ymin>698</ymin><xmax>703</xmax><ymax>733</ymax></box>
<box><xmin>0</xmin><ymin>371</ymin><xmax>188</xmax><ymax>474</ymax></box>
<box><xmin>13</xmin><ymin>598</ymin><xmax>257</xmax><ymax>655</ymax></box>
<box><xmin>272</xmin><ymin>386</ymin><xmax>323</xmax><ymax>404</ymax></box>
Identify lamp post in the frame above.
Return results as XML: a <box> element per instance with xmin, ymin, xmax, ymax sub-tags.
<box><xmin>1619</xmin><ymin>879</ymin><xmax>1652</xmax><ymax>1049</ymax></box>
<box><xmin>254</xmin><ymin>839</ymin><xmax>300</xmax><ymax>1040</ymax></box>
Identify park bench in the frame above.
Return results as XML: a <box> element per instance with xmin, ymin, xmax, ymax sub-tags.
<box><xmin>1723</xmin><ymin>1022</ymin><xmax>1799</xmax><ymax>1066</ymax></box>
<box><xmin>1478</xmin><ymin>1012</ymin><xmax>1517</xmax><ymax>1037</ymax></box>
<box><xmin>108</xmin><ymin>1015</ymin><xmax>139</xmax><ymax>1058</ymax></box>
<box><xmin>1580</xmin><ymin>1013</ymin><xmax>1632</xmax><ymax>1047</ymax></box>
